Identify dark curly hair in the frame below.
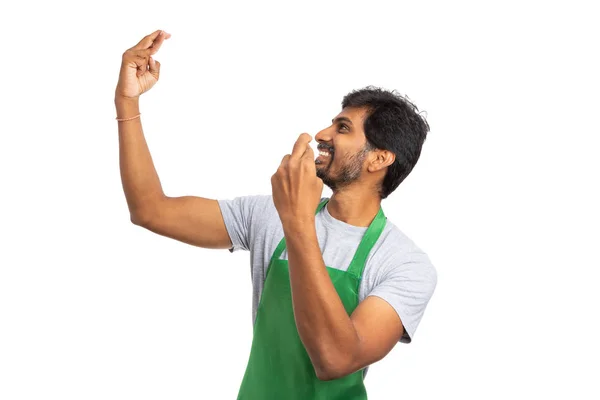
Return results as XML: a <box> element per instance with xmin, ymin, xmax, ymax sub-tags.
<box><xmin>342</xmin><ymin>86</ymin><xmax>430</xmax><ymax>199</ymax></box>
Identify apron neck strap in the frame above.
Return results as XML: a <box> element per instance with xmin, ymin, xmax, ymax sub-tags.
<box><xmin>269</xmin><ymin>198</ymin><xmax>386</xmax><ymax>277</ymax></box>
<box><xmin>346</xmin><ymin>206</ymin><xmax>386</xmax><ymax>278</ymax></box>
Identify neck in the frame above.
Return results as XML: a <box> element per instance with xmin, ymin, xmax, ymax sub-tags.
<box><xmin>327</xmin><ymin>187</ymin><xmax>382</xmax><ymax>227</ymax></box>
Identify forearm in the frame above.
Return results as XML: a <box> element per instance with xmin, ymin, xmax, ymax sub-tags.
<box><xmin>116</xmin><ymin>96</ymin><xmax>165</xmax><ymax>222</ymax></box>
<box><xmin>284</xmin><ymin>222</ymin><xmax>360</xmax><ymax>378</ymax></box>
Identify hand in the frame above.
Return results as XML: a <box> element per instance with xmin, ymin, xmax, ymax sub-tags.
<box><xmin>115</xmin><ymin>30</ymin><xmax>171</xmax><ymax>99</ymax></box>
<box><xmin>271</xmin><ymin>133</ymin><xmax>324</xmax><ymax>227</ymax></box>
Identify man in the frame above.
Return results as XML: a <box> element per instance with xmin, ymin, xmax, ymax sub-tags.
<box><xmin>116</xmin><ymin>30</ymin><xmax>437</xmax><ymax>399</ymax></box>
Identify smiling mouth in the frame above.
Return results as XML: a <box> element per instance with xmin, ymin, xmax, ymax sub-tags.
<box><xmin>315</xmin><ymin>150</ymin><xmax>333</xmax><ymax>165</ymax></box>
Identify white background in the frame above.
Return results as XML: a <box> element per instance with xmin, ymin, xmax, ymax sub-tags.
<box><xmin>1</xmin><ymin>0</ymin><xmax>599</xmax><ymax>399</ymax></box>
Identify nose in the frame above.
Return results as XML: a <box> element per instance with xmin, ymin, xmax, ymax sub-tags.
<box><xmin>315</xmin><ymin>125</ymin><xmax>334</xmax><ymax>146</ymax></box>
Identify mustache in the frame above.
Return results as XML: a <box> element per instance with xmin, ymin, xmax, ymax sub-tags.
<box><xmin>317</xmin><ymin>144</ymin><xmax>334</xmax><ymax>153</ymax></box>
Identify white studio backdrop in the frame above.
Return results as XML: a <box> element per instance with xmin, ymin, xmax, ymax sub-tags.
<box><xmin>1</xmin><ymin>0</ymin><xmax>599</xmax><ymax>399</ymax></box>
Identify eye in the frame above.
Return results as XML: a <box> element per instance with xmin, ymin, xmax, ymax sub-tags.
<box><xmin>338</xmin><ymin>123</ymin><xmax>349</xmax><ymax>132</ymax></box>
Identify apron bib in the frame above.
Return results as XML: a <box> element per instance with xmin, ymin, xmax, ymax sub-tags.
<box><xmin>237</xmin><ymin>199</ymin><xmax>386</xmax><ymax>399</ymax></box>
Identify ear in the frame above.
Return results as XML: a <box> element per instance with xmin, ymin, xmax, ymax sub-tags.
<box><xmin>368</xmin><ymin>150</ymin><xmax>395</xmax><ymax>173</ymax></box>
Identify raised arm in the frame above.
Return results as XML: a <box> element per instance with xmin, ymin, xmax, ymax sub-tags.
<box><xmin>115</xmin><ymin>30</ymin><xmax>232</xmax><ymax>250</ymax></box>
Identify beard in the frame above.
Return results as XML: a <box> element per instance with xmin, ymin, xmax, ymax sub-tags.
<box><xmin>316</xmin><ymin>146</ymin><xmax>371</xmax><ymax>192</ymax></box>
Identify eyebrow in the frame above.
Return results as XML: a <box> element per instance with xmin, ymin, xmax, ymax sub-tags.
<box><xmin>332</xmin><ymin>116</ymin><xmax>353</xmax><ymax>126</ymax></box>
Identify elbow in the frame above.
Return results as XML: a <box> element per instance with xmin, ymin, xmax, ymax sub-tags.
<box><xmin>315</xmin><ymin>364</ymin><xmax>348</xmax><ymax>382</ymax></box>
<box><xmin>129</xmin><ymin>197</ymin><xmax>163</xmax><ymax>227</ymax></box>
<box><xmin>315</xmin><ymin>368</ymin><xmax>337</xmax><ymax>381</ymax></box>
<box><xmin>130</xmin><ymin>213</ymin><xmax>142</xmax><ymax>226</ymax></box>
<box><xmin>314</xmin><ymin>355</ymin><xmax>354</xmax><ymax>381</ymax></box>
<box><xmin>130</xmin><ymin>209</ymin><xmax>153</xmax><ymax>227</ymax></box>
<box><xmin>127</xmin><ymin>194</ymin><xmax>165</xmax><ymax>227</ymax></box>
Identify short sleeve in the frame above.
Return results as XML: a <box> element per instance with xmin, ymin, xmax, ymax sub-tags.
<box><xmin>366</xmin><ymin>252</ymin><xmax>437</xmax><ymax>344</ymax></box>
<box><xmin>217</xmin><ymin>195</ymin><xmax>272</xmax><ymax>253</ymax></box>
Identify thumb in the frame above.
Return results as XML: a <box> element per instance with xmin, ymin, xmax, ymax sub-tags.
<box><xmin>149</xmin><ymin>57</ymin><xmax>161</xmax><ymax>79</ymax></box>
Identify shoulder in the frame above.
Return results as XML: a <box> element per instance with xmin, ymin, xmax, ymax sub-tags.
<box><xmin>217</xmin><ymin>194</ymin><xmax>275</xmax><ymax>215</ymax></box>
<box><xmin>369</xmin><ymin>220</ymin><xmax>437</xmax><ymax>287</ymax></box>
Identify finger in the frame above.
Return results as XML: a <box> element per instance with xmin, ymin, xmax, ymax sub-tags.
<box><xmin>280</xmin><ymin>154</ymin><xmax>291</xmax><ymax>166</ymax></box>
<box><xmin>132</xmin><ymin>30</ymin><xmax>170</xmax><ymax>51</ymax></box>
<box><xmin>278</xmin><ymin>154</ymin><xmax>291</xmax><ymax>172</ymax></box>
<box><xmin>148</xmin><ymin>57</ymin><xmax>160</xmax><ymax>78</ymax></box>
<box><xmin>301</xmin><ymin>146</ymin><xmax>317</xmax><ymax>175</ymax></box>
<box><xmin>290</xmin><ymin>133</ymin><xmax>312</xmax><ymax>161</ymax></box>
<box><xmin>301</xmin><ymin>141</ymin><xmax>314</xmax><ymax>161</ymax></box>
<box><xmin>148</xmin><ymin>31</ymin><xmax>171</xmax><ymax>55</ymax></box>
<box><xmin>132</xmin><ymin>30</ymin><xmax>161</xmax><ymax>50</ymax></box>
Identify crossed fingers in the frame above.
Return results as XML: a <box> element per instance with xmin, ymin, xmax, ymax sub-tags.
<box><xmin>290</xmin><ymin>133</ymin><xmax>314</xmax><ymax>161</ymax></box>
<box><xmin>132</xmin><ymin>30</ymin><xmax>171</xmax><ymax>54</ymax></box>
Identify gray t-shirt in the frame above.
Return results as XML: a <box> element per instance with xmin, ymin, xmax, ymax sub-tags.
<box><xmin>218</xmin><ymin>194</ymin><xmax>437</xmax><ymax>347</ymax></box>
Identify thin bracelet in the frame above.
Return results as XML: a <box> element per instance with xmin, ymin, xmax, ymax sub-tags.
<box><xmin>116</xmin><ymin>113</ymin><xmax>141</xmax><ymax>122</ymax></box>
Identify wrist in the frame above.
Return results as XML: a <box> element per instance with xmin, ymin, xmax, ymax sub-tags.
<box><xmin>282</xmin><ymin>217</ymin><xmax>316</xmax><ymax>236</ymax></box>
<box><xmin>115</xmin><ymin>96</ymin><xmax>140</xmax><ymax>119</ymax></box>
<box><xmin>115</xmin><ymin>94</ymin><xmax>139</xmax><ymax>106</ymax></box>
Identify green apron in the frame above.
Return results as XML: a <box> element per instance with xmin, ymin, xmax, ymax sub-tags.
<box><xmin>237</xmin><ymin>198</ymin><xmax>387</xmax><ymax>400</ymax></box>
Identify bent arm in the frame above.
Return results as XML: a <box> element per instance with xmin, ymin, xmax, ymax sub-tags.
<box><xmin>284</xmin><ymin>221</ymin><xmax>404</xmax><ymax>381</ymax></box>
<box><xmin>116</xmin><ymin>96</ymin><xmax>232</xmax><ymax>249</ymax></box>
